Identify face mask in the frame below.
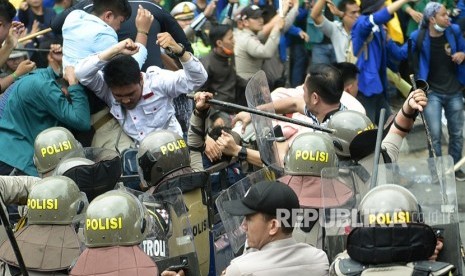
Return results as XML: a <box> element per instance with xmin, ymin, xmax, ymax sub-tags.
<box><xmin>432</xmin><ymin>18</ymin><xmax>447</xmax><ymax>32</ymax></box>
<box><xmin>434</xmin><ymin>23</ymin><xmax>446</xmax><ymax>32</ymax></box>
<box><xmin>222</xmin><ymin>46</ymin><xmax>234</xmax><ymax>56</ymax></box>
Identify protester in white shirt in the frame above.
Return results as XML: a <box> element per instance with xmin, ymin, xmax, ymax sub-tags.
<box><xmin>75</xmin><ymin>36</ymin><xmax>207</xmax><ymax>142</ymax></box>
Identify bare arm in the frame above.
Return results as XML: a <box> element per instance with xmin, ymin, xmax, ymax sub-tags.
<box><xmin>389</xmin><ymin>88</ymin><xmax>427</xmax><ymax>137</ymax></box>
<box><xmin>310</xmin><ymin>0</ymin><xmax>326</xmax><ymax>25</ymax></box>
<box><xmin>217</xmin><ymin>131</ymin><xmax>264</xmax><ymax>167</ymax></box>
<box><xmin>387</xmin><ymin>0</ymin><xmax>412</xmax><ymax>15</ymax></box>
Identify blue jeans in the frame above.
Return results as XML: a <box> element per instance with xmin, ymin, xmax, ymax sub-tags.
<box><xmin>356</xmin><ymin>93</ymin><xmax>392</xmax><ymax>125</ymax></box>
<box><xmin>311</xmin><ymin>43</ymin><xmax>336</xmax><ymax>65</ymax></box>
<box><xmin>289</xmin><ymin>43</ymin><xmax>309</xmax><ymax>88</ymax></box>
<box><xmin>424</xmin><ymin>91</ymin><xmax>464</xmax><ymax>164</ymax></box>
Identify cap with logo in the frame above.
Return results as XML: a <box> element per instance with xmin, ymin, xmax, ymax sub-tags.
<box><xmin>223</xmin><ymin>180</ymin><xmax>300</xmax><ymax>217</ymax></box>
<box><xmin>171</xmin><ymin>2</ymin><xmax>196</xmax><ymax>21</ymax></box>
<box><xmin>240</xmin><ymin>5</ymin><xmax>263</xmax><ymax>20</ymax></box>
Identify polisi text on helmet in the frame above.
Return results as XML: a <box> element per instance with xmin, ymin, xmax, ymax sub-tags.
<box><xmin>294</xmin><ymin>150</ymin><xmax>329</xmax><ymax>162</ymax></box>
<box><xmin>27</xmin><ymin>198</ymin><xmax>58</xmax><ymax>210</ymax></box>
<box><xmin>160</xmin><ymin>139</ymin><xmax>187</xmax><ymax>155</ymax></box>
<box><xmin>357</xmin><ymin>123</ymin><xmax>375</xmax><ymax>135</ymax></box>
<box><xmin>40</xmin><ymin>140</ymin><xmax>74</xmax><ymax>157</ymax></box>
<box><xmin>86</xmin><ymin>217</ymin><xmax>123</xmax><ymax>231</ymax></box>
<box><xmin>367</xmin><ymin>211</ymin><xmax>411</xmax><ymax>226</ymax></box>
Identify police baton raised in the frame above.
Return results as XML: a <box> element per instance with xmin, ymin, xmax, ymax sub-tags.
<box><xmin>0</xmin><ymin>198</ymin><xmax>28</xmax><ymax>275</ymax></box>
<box><xmin>369</xmin><ymin>108</ymin><xmax>386</xmax><ymax>190</ymax></box>
<box><xmin>187</xmin><ymin>94</ymin><xmax>335</xmax><ymax>134</ymax></box>
<box><xmin>409</xmin><ymin>74</ymin><xmax>435</xmax><ymax>158</ymax></box>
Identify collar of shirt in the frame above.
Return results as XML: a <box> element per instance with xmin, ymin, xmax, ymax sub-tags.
<box><xmin>304</xmin><ymin>104</ymin><xmax>347</xmax><ymax>125</ymax></box>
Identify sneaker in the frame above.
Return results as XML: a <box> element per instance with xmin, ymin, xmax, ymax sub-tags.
<box><xmin>455</xmin><ymin>170</ymin><xmax>465</xmax><ymax>182</ymax></box>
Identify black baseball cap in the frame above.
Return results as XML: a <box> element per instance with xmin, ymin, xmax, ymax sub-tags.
<box><xmin>223</xmin><ymin>181</ymin><xmax>300</xmax><ymax>216</ymax></box>
<box><xmin>240</xmin><ymin>5</ymin><xmax>263</xmax><ymax>20</ymax></box>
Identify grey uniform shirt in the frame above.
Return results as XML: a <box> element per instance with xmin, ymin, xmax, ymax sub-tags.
<box><xmin>224</xmin><ymin>237</ymin><xmax>329</xmax><ymax>276</ymax></box>
<box><xmin>315</xmin><ymin>17</ymin><xmax>351</xmax><ymax>63</ymax></box>
<box><xmin>234</xmin><ymin>28</ymin><xmax>280</xmax><ymax>80</ymax></box>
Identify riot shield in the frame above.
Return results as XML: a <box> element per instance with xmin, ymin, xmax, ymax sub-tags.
<box><xmin>375</xmin><ymin>156</ymin><xmax>462</xmax><ymax>274</ymax></box>
<box><xmin>245</xmin><ymin>70</ymin><xmax>281</xmax><ymax>167</ymax></box>
<box><xmin>320</xmin><ymin>165</ymin><xmax>369</xmax><ymax>262</ymax></box>
<box><xmin>215</xmin><ymin>164</ymin><xmax>284</xmax><ymax>255</ymax></box>
<box><xmin>53</xmin><ymin>147</ymin><xmax>122</xmax><ymax>202</ymax></box>
<box><xmin>321</xmin><ymin>156</ymin><xmax>463</xmax><ymax>274</ymax></box>
<box><xmin>120</xmin><ymin>185</ymin><xmax>200</xmax><ymax>275</ymax></box>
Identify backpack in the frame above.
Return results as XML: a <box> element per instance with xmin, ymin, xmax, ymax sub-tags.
<box><xmin>346</xmin><ymin>33</ymin><xmax>374</xmax><ymax>64</ymax></box>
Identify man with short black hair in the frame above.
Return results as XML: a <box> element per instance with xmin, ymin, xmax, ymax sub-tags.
<box><xmin>333</xmin><ymin>62</ymin><xmax>365</xmax><ymax>114</ymax></box>
<box><xmin>221</xmin><ymin>180</ymin><xmax>329</xmax><ymax>276</ymax></box>
<box><xmin>75</xmin><ymin>37</ymin><xmax>207</xmax><ymax>142</ymax></box>
<box><xmin>62</xmin><ymin>0</ymin><xmax>146</xmax><ymax>69</ymax></box>
<box><xmin>200</xmin><ymin>24</ymin><xmax>247</xmax><ymax>113</ymax></box>
<box><xmin>311</xmin><ymin>0</ymin><xmax>360</xmax><ymax>63</ymax></box>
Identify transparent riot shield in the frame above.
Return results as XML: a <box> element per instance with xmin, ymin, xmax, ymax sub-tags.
<box><xmin>321</xmin><ymin>156</ymin><xmax>463</xmax><ymax>273</ymax></box>
<box><xmin>245</xmin><ymin>70</ymin><xmax>281</xmax><ymax>167</ymax></box>
<box><xmin>320</xmin><ymin>165</ymin><xmax>369</xmax><ymax>262</ymax></box>
<box><xmin>120</xmin><ymin>185</ymin><xmax>200</xmax><ymax>276</ymax></box>
<box><xmin>53</xmin><ymin>147</ymin><xmax>122</xmax><ymax>202</ymax></box>
<box><xmin>374</xmin><ymin>156</ymin><xmax>462</xmax><ymax>274</ymax></box>
<box><xmin>215</xmin><ymin>164</ymin><xmax>284</xmax><ymax>255</ymax></box>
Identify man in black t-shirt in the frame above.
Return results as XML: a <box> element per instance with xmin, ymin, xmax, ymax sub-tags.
<box><xmin>389</xmin><ymin>2</ymin><xmax>465</xmax><ymax>181</ymax></box>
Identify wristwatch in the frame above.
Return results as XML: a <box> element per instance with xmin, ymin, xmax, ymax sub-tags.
<box><xmin>238</xmin><ymin>146</ymin><xmax>247</xmax><ymax>161</ymax></box>
<box><xmin>166</xmin><ymin>43</ymin><xmax>186</xmax><ymax>59</ymax></box>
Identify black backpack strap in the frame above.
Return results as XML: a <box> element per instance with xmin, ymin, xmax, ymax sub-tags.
<box><xmin>409</xmin><ymin>28</ymin><xmax>426</xmax><ymax>77</ymax></box>
<box><xmin>381</xmin><ymin>148</ymin><xmax>392</xmax><ymax>164</ymax></box>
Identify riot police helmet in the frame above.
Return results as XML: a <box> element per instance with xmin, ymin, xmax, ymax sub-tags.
<box><xmin>284</xmin><ymin>132</ymin><xmax>338</xmax><ymax>176</ymax></box>
<box><xmin>84</xmin><ymin>190</ymin><xmax>152</xmax><ymax>247</ymax></box>
<box><xmin>358</xmin><ymin>184</ymin><xmax>420</xmax><ymax>226</ymax></box>
<box><xmin>137</xmin><ymin>130</ymin><xmax>190</xmax><ymax>187</ymax></box>
<box><xmin>27</xmin><ymin>175</ymin><xmax>88</xmax><ymax>225</ymax></box>
<box><xmin>33</xmin><ymin>127</ymin><xmax>82</xmax><ymax>174</ymax></box>
<box><xmin>327</xmin><ymin>110</ymin><xmax>375</xmax><ymax>158</ymax></box>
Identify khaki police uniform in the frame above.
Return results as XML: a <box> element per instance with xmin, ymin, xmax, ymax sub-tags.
<box><xmin>90</xmin><ymin>107</ymin><xmax>134</xmax><ymax>152</ymax></box>
<box><xmin>224</xmin><ymin>237</ymin><xmax>329</xmax><ymax>276</ymax></box>
<box><xmin>0</xmin><ymin>176</ymin><xmax>40</xmax><ymax>245</ymax></box>
<box><xmin>0</xmin><ymin>176</ymin><xmax>70</xmax><ymax>276</ymax></box>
